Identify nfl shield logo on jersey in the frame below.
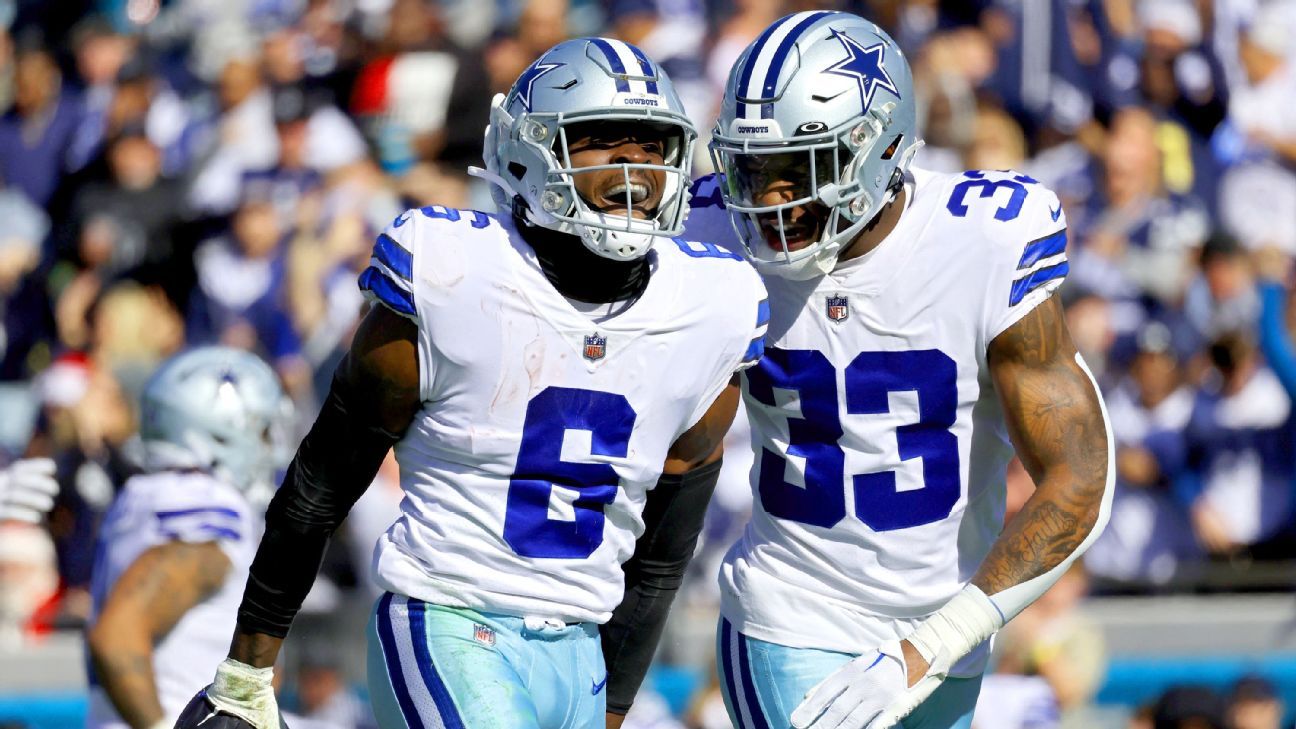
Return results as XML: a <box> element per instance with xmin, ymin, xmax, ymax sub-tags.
<box><xmin>826</xmin><ymin>295</ymin><xmax>849</xmax><ymax>322</ymax></box>
<box><xmin>583</xmin><ymin>333</ymin><xmax>607</xmax><ymax>361</ymax></box>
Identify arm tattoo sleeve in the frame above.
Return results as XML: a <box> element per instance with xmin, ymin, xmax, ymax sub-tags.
<box><xmin>975</xmin><ymin>296</ymin><xmax>1113</xmax><ymax>609</ymax></box>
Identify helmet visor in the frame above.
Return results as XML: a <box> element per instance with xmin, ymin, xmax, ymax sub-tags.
<box><xmin>716</xmin><ymin>144</ymin><xmax>842</xmax><ymax>210</ymax></box>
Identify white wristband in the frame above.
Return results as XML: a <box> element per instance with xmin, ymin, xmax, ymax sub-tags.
<box><xmin>906</xmin><ymin>584</ymin><xmax>1005</xmax><ymax>668</ymax></box>
<box><xmin>146</xmin><ymin>719</ymin><xmax>173</xmax><ymax>729</ymax></box>
<box><xmin>208</xmin><ymin>658</ymin><xmax>279</xmax><ymax>728</ymax></box>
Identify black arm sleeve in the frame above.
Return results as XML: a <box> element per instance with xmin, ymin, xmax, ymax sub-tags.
<box><xmin>236</xmin><ymin>371</ymin><xmax>406</xmax><ymax>638</ymax></box>
<box><xmin>601</xmin><ymin>458</ymin><xmax>722</xmax><ymax>714</ymax></box>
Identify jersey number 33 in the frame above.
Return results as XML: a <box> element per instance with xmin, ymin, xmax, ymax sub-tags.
<box><xmin>748</xmin><ymin>348</ymin><xmax>960</xmax><ymax>532</ymax></box>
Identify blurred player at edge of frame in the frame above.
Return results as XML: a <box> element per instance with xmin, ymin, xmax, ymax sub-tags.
<box><xmin>176</xmin><ymin>36</ymin><xmax>769</xmax><ymax>729</ymax></box>
<box><xmin>684</xmin><ymin>11</ymin><xmax>1114</xmax><ymax>729</ymax></box>
<box><xmin>85</xmin><ymin>347</ymin><xmax>292</xmax><ymax>729</ymax></box>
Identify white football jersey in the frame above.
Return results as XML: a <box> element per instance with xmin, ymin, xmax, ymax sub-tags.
<box><xmin>359</xmin><ymin>206</ymin><xmax>767</xmax><ymax>624</ymax></box>
<box><xmin>686</xmin><ymin>167</ymin><xmax>1070</xmax><ymax>676</ymax></box>
<box><xmin>86</xmin><ymin>471</ymin><xmax>259</xmax><ymax>728</ymax></box>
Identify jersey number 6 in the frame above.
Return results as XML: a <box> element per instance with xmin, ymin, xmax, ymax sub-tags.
<box><xmin>504</xmin><ymin>387</ymin><xmax>637</xmax><ymax>558</ymax></box>
<box><xmin>746</xmin><ymin>348</ymin><xmax>960</xmax><ymax>532</ymax></box>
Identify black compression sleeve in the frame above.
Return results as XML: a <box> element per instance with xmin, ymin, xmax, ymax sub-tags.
<box><xmin>236</xmin><ymin>372</ymin><xmax>405</xmax><ymax>637</ymax></box>
<box><xmin>601</xmin><ymin>458</ymin><xmax>722</xmax><ymax>714</ymax></box>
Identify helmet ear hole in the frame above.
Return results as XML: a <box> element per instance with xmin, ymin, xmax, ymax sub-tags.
<box><xmin>508</xmin><ymin>161</ymin><xmax>528</xmax><ymax>180</ymax></box>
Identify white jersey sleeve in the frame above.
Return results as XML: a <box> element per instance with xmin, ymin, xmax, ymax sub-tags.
<box><xmin>966</xmin><ymin>171</ymin><xmax>1070</xmax><ymax>341</ymax></box>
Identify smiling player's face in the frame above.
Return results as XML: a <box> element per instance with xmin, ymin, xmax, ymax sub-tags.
<box><xmin>564</xmin><ymin>121</ymin><xmax>671</xmax><ymax>220</ymax></box>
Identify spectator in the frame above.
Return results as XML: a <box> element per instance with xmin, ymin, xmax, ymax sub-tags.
<box><xmin>1226</xmin><ymin>675</ymin><xmax>1284</xmax><ymax>729</ymax></box>
<box><xmin>994</xmin><ymin>565</ymin><xmax>1107</xmax><ymax>715</ymax></box>
<box><xmin>293</xmin><ymin>644</ymin><xmax>376</xmax><ymax>729</ymax></box>
<box><xmin>350</xmin><ymin>0</ymin><xmax>492</xmax><ymax>173</ymax></box>
<box><xmin>1181</xmin><ymin>330</ymin><xmax>1296</xmax><ymax>559</ymax></box>
<box><xmin>1151</xmin><ymin>685</ymin><xmax>1225</xmax><ymax>729</ymax></box>
<box><xmin>0</xmin><ymin>523</ymin><xmax>60</xmax><ymax>650</ymax></box>
<box><xmin>1085</xmin><ymin>321</ymin><xmax>1197</xmax><ymax>586</ymax></box>
<box><xmin>31</xmin><ymin>353</ymin><xmax>137</xmax><ymax>624</ymax></box>
<box><xmin>0</xmin><ymin>42</ymin><xmax>83</xmax><ymax>208</ymax></box>
<box><xmin>0</xmin><ymin>179</ymin><xmax>53</xmax><ymax>384</ymax></box>
<box><xmin>1218</xmin><ymin>2</ymin><xmax>1296</xmax><ymax>254</ymax></box>
<box><xmin>62</xmin><ymin>124</ymin><xmax>190</xmax><ymax>302</ymax></box>
<box><xmin>189</xmin><ymin>54</ymin><xmax>280</xmax><ymax>215</ymax></box>
<box><xmin>187</xmin><ymin>183</ymin><xmax>313</xmax><ymax>401</ymax></box>
<box><xmin>1183</xmin><ymin>234</ymin><xmax>1258</xmax><ymax>346</ymax></box>
<box><xmin>1068</xmin><ymin>107</ymin><xmax>1209</xmax><ymax>326</ymax></box>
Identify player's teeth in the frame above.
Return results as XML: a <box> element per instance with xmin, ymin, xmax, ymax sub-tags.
<box><xmin>607</xmin><ymin>184</ymin><xmax>650</xmax><ymax>203</ymax></box>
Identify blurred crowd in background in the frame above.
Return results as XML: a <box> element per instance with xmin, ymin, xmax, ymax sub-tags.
<box><xmin>2</xmin><ymin>0</ymin><xmax>1296</xmax><ymax>727</ymax></box>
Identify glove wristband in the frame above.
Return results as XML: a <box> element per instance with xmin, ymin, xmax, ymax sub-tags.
<box><xmin>208</xmin><ymin>658</ymin><xmax>278</xmax><ymax>727</ymax></box>
<box><xmin>905</xmin><ymin>584</ymin><xmax>1004</xmax><ymax>669</ymax></box>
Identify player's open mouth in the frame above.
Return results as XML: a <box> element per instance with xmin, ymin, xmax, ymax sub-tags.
<box><xmin>595</xmin><ymin>178</ymin><xmax>658</xmax><ymax>219</ymax></box>
<box><xmin>762</xmin><ymin>221</ymin><xmax>817</xmax><ymax>252</ymax></box>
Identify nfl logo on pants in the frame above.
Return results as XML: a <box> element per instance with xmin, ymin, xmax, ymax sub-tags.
<box><xmin>826</xmin><ymin>295</ymin><xmax>849</xmax><ymax>322</ymax></box>
<box><xmin>583</xmin><ymin>333</ymin><xmax>607</xmax><ymax>361</ymax></box>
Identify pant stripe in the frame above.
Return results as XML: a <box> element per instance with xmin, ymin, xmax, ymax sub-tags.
<box><xmin>377</xmin><ymin>593</ymin><xmax>423</xmax><ymax>729</ymax></box>
<box><xmin>735</xmin><ymin>626</ymin><xmax>772</xmax><ymax>729</ymax></box>
<box><xmin>407</xmin><ymin>597</ymin><xmax>467</xmax><ymax>729</ymax></box>
<box><xmin>722</xmin><ymin>618</ymin><xmax>761</xmax><ymax>729</ymax></box>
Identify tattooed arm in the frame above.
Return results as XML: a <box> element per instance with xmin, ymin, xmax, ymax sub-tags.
<box><xmin>88</xmin><ymin>541</ymin><xmax>232</xmax><ymax>728</ymax></box>
<box><xmin>976</xmin><ymin>295</ymin><xmax>1111</xmax><ymax>593</ymax></box>
<box><xmin>892</xmin><ymin>295</ymin><xmax>1113</xmax><ymax>683</ymax></box>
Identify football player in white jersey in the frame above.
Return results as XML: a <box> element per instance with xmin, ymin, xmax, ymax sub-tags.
<box><xmin>176</xmin><ymin>38</ymin><xmax>767</xmax><ymax>729</ymax></box>
<box><xmin>85</xmin><ymin>347</ymin><xmax>290</xmax><ymax>729</ymax></box>
<box><xmin>685</xmin><ymin>12</ymin><xmax>1115</xmax><ymax>729</ymax></box>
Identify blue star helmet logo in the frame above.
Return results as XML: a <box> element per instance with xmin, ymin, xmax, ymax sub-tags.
<box><xmin>512</xmin><ymin>60</ymin><xmax>565</xmax><ymax>113</ymax></box>
<box><xmin>824</xmin><ymin>29</ymin><xmax>900</xmax><ymax>114</ymax></box>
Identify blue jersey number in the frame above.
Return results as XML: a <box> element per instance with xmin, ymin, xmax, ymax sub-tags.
<box><xmin>946</xmin><ymin>171</ymin><xmax>1037</xmax><ymax>222</ymax></box>
<box><xmin>746</xmin><ymin>348</ymin><xmax>960</xmax><ymax>532</ymax></box>
<box><xmin>504</xmin><ymin>387</ymin><xmax>637</xmax><ymax>558</ymax></box>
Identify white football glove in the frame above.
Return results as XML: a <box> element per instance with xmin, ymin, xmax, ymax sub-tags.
<box><xmin>870</xmin><ymin>645</ymin><xmax>955</xmax><ymax>729</ymax></box>
<box><xmin>790</xmin><ymin>640</ymin><xmax>908</xmax><ymax>729</ymax></box>
<box><xmin>0</xmin><ymin>458</ymin><xmax>58</xmax><ymax>523</ymax></box>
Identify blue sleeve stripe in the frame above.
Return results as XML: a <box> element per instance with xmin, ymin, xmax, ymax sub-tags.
<box><xmin>1017</xmin><ymin>229</ymin><xmax>1067</xmax><ymax>270</ymax></box>
<box><xmin>1009</xmin><ymin>261</ymin><xmax>1069</xmax><ymax>306</ymax></box>
<box><xmin>359</xmin><ymin>267</ymin><xmax>417</xmax><ymax>316</ymax></box>
<box><xmin>742</xmin><ymin>336</ymin><xmax>765</xmax><ymax>363</ymax></box>
<box><xmin>374</xmin><ymin>234</ymin><xmax>413</xmax><ymax>281</ymax></box>
<box><xmin>156</xmin><ymin>506</ymin><xmax>240</xmax><ymax>520</ymax></box>
<box><xmin>756</xmin><ymin>299</ymin><xmax>770</xmax><ymax>327</ymax></box>
<box><xmin>369</xmin><ymin>259</ymin><xmax>412</xmax><ymax>292</ymax></box>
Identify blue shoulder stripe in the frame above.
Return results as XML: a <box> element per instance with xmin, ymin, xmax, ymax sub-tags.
<box><xmin>756</xmin><ymin>299</ymin><xmax>770</xmax><ymax>327</ymax></box>
<box><xmin>1017</xmin><ymin>229</ymin><xmax>1067</xmax><ymax>270</ymax></box>
<box><xmin>359</xmin><ymin>267</ymin><xmax>417</xmax><ymax>316</ymax></box>
<box><xmin>742</xmin><ymin>336</ymin><xmax>765</xmax><ymax>364</ymax></box>
<box><xmin>374</xmin><ymin>234</ymin><xmax>413</xmax><ymax>281</ymax></box>
<box><xmin>1009</xmin><ymin>261</ymin><xmax>1069</xmax><ymax>307</ymax></box>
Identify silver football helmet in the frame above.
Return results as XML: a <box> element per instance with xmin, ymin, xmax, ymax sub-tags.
<box><xmin>471</xmin><ymin>38</ymin><xmax>697</xmax><ymax>261</ymax></box>
<box><xmin>139</xmin><ymin>347</ymin><xmax>293</xmax><ymax>503</ymax></box>
<box><xmin>710</xmin><ymin>12</ymin><xmax>921</xmax><ymax>279</ymax></box>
